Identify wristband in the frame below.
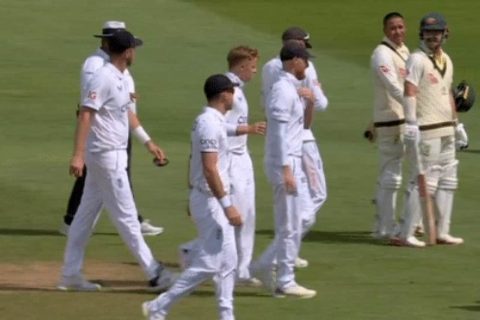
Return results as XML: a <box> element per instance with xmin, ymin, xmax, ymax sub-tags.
<box><xmin>403</xmin><ymin>96</ymin><xmax>417</xmax><ymax>124</ymax></box>
<box><xmin>132</xmin><ymin>126</ymin><xmax>151</xmax><ymax>144</ymax></box>
<box><xmin>219</xmin><ymin>195</ymin><xmax>232</xmax><ymax>209</ymax></box>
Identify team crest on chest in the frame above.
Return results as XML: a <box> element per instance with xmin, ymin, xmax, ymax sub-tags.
<box><xmin>427</xmin><ymin>72</ymin><xmax>439</xmax><ymax>84</ymax></box>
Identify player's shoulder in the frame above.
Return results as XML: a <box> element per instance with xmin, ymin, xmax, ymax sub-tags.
<box><xmin>263</xmin><ymin>57</ymin><xmax>281</xmax><ymax>71</ymax></box>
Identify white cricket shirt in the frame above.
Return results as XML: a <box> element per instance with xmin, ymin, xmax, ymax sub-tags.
<box><xmin>80</xmin><ymin>48</ymin><xmax>137</xmax><ymax>113</ymax></box>
<box><xmin>262</xmin><ymin>56</ymin><xmax>328</xmax><ymax>141</ymax></box>
<box><xmin>371</xmin><ymin>37</ymin><xmax>409</xmax><ymax>136</ymax></box>
<box><xmin>81</xmin><ymin>63</ymin><xmax>132</xmax><ymax>152</ymax></box>
<box><xmin>265</xmin><ymin>71</ymin><xmax>304</xmax><ymax>167</ymax></box>
<box><xmin>189</xmin><ymin>106</ymin><xmax>230</xmax><ymax>194</ymax></box>
<box><xmin>405</xmin><ymin>46</ymin><xmax>454</xmax><ymax>139</ymax></box>
<box><xmin>224</xmin><ymin>72</ymin><xmax>248</xmax><ymax>155</ymax></box>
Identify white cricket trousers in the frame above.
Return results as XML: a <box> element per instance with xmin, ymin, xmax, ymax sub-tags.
<box><xmin>149</xmin><ymin>189</ymin><xmax>237</xmax><ymax>320</ymax></box>
<box><xmin>230</xmin><ymin>152</ymin><xmax>256</xmax><ymax>281</ymax></box>
<box><xmin>300</xmin><ymin>140</ymin><xmax>327</xmax><ymax>237</ymax></box>
<box><xmin>258</xmin><ymin>156</ymin><xmax>306</xmax><ymax>289</ymax></box>
<box><xmin>400</xmin><ymin>136</ymin><xmax>458</xmax><ymax>239</ymax></box>
<box><xmin>62</xmin><ymin>150</ymin><xmax>159</xmax><ymax>280</ymax></box>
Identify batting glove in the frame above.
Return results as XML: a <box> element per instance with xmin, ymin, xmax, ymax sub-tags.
<box><xmin>404</xmin><ymin>123</ymin><xmax>420</xmax><ymax>144</ymax></box>
<box><xmin>455</xmin><ymin>122</ymin><xmax>469</xmax><ymax>151</ymax></box>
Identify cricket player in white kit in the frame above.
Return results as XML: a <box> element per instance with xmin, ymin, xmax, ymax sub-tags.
<box><xmin>177</xmin><ymin>47</ymin><xmax>265</xmax><ymax>287</ymax></box>
<box><xmin>262</xmin><ymin>27</ymin><xmax>328</xmax><ymax>268</ymax></box>
<box><xmin>142</xmin><ymin>74</ymin><xmax>242</xmax><ymax>320</ymax></box>
<box><xmin>58</xmin><ymin>30</ymin><xmax>175</xmax><ymax>292</ymax></box>
<box><xmin>60</xmin><ymin>21</ymin><xmax>164</xmax><ymax>237</ymax></box>
<box><xmin>398</xmin><ymin>13</ymin><xmax>464</xmax><ymax>247</ymax></box>
<box><xmin>224</xmin><ymin>46</ymin><xmax>265</xmax><ymax>285</ymax></box>
<box><xmin>369</xmin><ymin>12</ymin><xmax>410</xmax><ymax>241</ymax></box>
<box><xmin>253</xmin><ymin>41</ymin><xmax>316</xmax><ymax>299</ymax></box>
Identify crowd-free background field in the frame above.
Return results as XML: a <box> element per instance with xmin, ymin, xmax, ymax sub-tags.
<box><xmin>1</xmin><ymin>0</ymin><xmax>479</xmax><ymax>319</ymax></box>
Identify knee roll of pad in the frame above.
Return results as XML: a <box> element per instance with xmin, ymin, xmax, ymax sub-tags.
<box><xmin>379</xmin><ymin>174</ymin><xmax>402</xmax><ymax>190</ymax></box>
<box><xmin>438</xmin><ymin>160</ymin><xmax>459</xmax><ymax>190</ymax></box>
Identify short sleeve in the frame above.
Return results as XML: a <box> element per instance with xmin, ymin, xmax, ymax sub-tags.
<box><xmin>196</xmin><ymin>118</ymin><xmax>221</xmax><ymax>153</ymax></box>
<box><xmin>81</xmin><ymin>71</ymin><xmax>107</xmax><ymax>111</ymax></box>
<box><xmin>405</xmin><ymin>53</ymin><xmax>424</xmax><ymax>87</ymax></box>
<box><xmin>267</xmin><ymin>84</ymin><xmax>291</xmax><ymax>122</ymax></box>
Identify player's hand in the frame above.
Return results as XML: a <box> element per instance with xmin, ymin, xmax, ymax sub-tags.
<box><xmin>146</xmin><ymin>141</ymin><xmax>167</xmax><ymax>163</ymax></box>
<box><xmin>224</xmin><ymin>206</ymin><xmax>243</xmax><ymax>226</ymax></box>
<box><xmin>248</xmin><ymin>121</ymin><xmax>266</xmax><ymax>135</ymax></box>
<box><xmin>69</xmin><ymin>155</ymin><xmax>84</xmax><ymax>178</ymax></box>
<box><xmin>282</xmin><ymin>165</ymin><xmax>297</xmax><ymax>194</ymax></box>
<box><xmin>363</xmin><ymin>121</ymin><xmax>376</xmax><ymax>143</ymax></box>
<box><xmin>404</xmin><ymin>123</ymin><xmax>419</xmax><ymax>144</ymax></box>
<box><xmin>298</xmin><ymin>87</ymin><xmax>315</xmax><ymax>105</ymax></box>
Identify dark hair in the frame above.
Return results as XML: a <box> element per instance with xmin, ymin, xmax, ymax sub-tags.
<box><xmin>383</xmin><ymin>12</ymin><xmax>404</xmax><ymax>27</ymax></box>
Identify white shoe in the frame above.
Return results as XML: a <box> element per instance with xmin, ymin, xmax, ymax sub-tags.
<box><xmin>274</xmin><ymin>284</ymin><xmax>316</xmax><ymax>299</ymax></box>
<box><xmin>236</xmin><ymin>277</ymin><xmax>262</xmax><ymax>287</ymax></box>
<box><xmin>59</xmin><ymin>223</ymin><xmax>70</xmax><ymax>236</ymax></box>
<box><xmin>141</xmin><ymin>220</ymin><xmax>164</xmax><ymax>236</ymax></box>
<box><xmin>142</xmin><ymin>301</ymin><xmax>166</xmax><ymax>320</ymax></box>
<box><xmin>149</xmin><ymin>267</ymin><xmax>178</xmax><ymax>292</ymax></box>
<box><xmin>390</xmin><ymin>236</ymin><xmax>426</xmax><ymax>248</ymax></box>
<box><xmin>295</xmin><ymin>257</ymin><xmax>309</xmax><ymax>269</ymax></box>
<box><xmin>437</xmin><ymin>234</ymin><xmax>464</xmax><ymax>245</ymax></box>
<box><xmin>58</xmin><ymin>275</ymin><xmax>101</xmax><ymax>291</ymax></box>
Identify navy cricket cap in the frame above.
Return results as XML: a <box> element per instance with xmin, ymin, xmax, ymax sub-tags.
<box><xmin>204</xmin><ymin>74</ymin><xmax>236</xmax><ymax>100</ymax></box>
<box><xmin>282</xmin><ymin>26</ymin><xmax>312</xmax><ymax>48</ymax></box>
<box><xmin>280</xmin><ymin>40</ymin><xmax>313</xmax><ymax>62</ymax></box>
<box><xmin>107</xmin><ymin>30</ymin><xmax>143</xmax><ymax>54</ymax></box>
<box><xmin>420</xmin><ymin>12</ymin><xmax>447</xmax><ymax>31</ymax></box>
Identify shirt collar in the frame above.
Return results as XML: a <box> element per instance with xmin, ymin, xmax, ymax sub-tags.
<box><xmin>280</xmin><ymin>70</ymin><xmax>302</xmax><ymax>87</ymax></box>
<box><xmin>105</xmin><ymin>62</ymin><xmax>126</xmax><ymax>79</ymax></box>
<box><xmin>225</xmin><ymin>72</ymin><xmax>244</xmax><ymax>88</ymax></box>
<box><xmin>419</xmin><ymin>40</ymin><xmax>444</xmax><ymax>57</ymax></box>
<box><xmin>203</xmin><ymin>106</ymin><xmax>225</xmax><ymax>121</ymax></box>
<box><xmin>382</xmin><ymin>36</ymin><xmax>404</xmax><ymax>50</ymax></box>
<box><xmin>96</xmin><ymin>48</ymin><xmax>110</xmax><ymax>61</ymax></box>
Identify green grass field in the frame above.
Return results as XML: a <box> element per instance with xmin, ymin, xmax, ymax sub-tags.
<box><xmin>1</xmin><ymin>0</ymin><xmax>480</xmax><ymax>319</ymax></box>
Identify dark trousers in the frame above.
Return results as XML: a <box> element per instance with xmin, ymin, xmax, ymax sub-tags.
<box><xmin>63</xmin><ymin>135</ymin><xmax>144</xmax><ymax>225</ymax></box>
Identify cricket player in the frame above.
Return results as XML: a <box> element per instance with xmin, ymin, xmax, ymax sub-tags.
<box><xmin>397</xmin><ymin>13</ymin><xmax>464</xmax><ymax>247</ymax></box>
<box><xmin>58</xmin><ymin>30</ymin><xmax>176</xmax><ymax>291</ymax></box>
<box><xmin>252</xmin><ymin>41</ymin><xmax>316</xmax><ymax>299</ymax></box>
<box><xmin>60</xmin><ymin>21</ymin><xmax>163</xmax><ymax>237</ymax></box>
<box><xmin>177</xmin><ymin>47</ymin><xmax>265</xmax><ymax>288</ymax></box>
<box><xmin>142</xmin><ymin>74</ymin><xmax>242</xmax><ymax>320</ymax></box>
<box><xmin>224</xmin><ymin>46</ymin><xmax>265</xmax><ymax>286</ymax></box>
<box><xmin>262</xmin><ymin>26</ymin><xmax>328</xmax><ymax>268</ymax></box>
<box><xmin>369</xmin><ymin>12</ymin><xmax>410</xmax><ymax>241</ymax></box>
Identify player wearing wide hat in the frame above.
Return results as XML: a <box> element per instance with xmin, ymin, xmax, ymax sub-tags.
<box><xmin>59</xmin><ymin>30</ymin><xmax>176</xmax><ymax>292</ymax></box>
<box><xmin>60</xmin><ymin>21</ymin><xmax>164</xmax><ymax>237</ymax></box>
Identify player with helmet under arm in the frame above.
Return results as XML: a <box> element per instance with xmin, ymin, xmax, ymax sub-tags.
<box><xmin>397</xmin><ymin>12</ymin><xmax>464</xmax><ymax>247</ymax></box>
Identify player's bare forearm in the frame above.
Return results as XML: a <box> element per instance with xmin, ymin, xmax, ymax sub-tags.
<box><xmin>70</xmin><ymin>108</ymin><xmax>94</xmax><ymax>177</ymax></box>
<box><xmin>201</xmin><ymin>152</ymin><xmax>227</xmax><ymax>199</ymax></box>
<box><xmin>304</xmin><ymin>103</ymin><xmax>314</xmax><ymax>129</ymax></box>
<box><xmin>235</xmin><ymin>121</ymin><xmax>266</xmax><ymax>136</ymax></box>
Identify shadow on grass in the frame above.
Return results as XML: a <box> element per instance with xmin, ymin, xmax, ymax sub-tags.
<box><xmin>0</xmin><ymin>281</ymin><xmax>267</xmax><ymax>298</ymax></box>
<box><xmin>450</xmin><ymin>301</ymin><xmax>480</xmax><ymax>312</ymax></box>
<box><xmin>462</xmin><ymin>149</ymin><xmax>480</xmax><ymax>154</ymax></box>
<box><xmin>256</xmin><ymin>229</ymin><xmax>380</xmax><ymax>246</ymax></box>
<box><xmin>0</xmin><ymin>228</ymin><xmax>118</xmax><ymax>236</ymax></box>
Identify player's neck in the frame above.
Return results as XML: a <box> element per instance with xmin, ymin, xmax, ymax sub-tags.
<box><xmin>110</xmin><ymin>57</ymin><xmax>128</xmax><ymax>73</ymax></box>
